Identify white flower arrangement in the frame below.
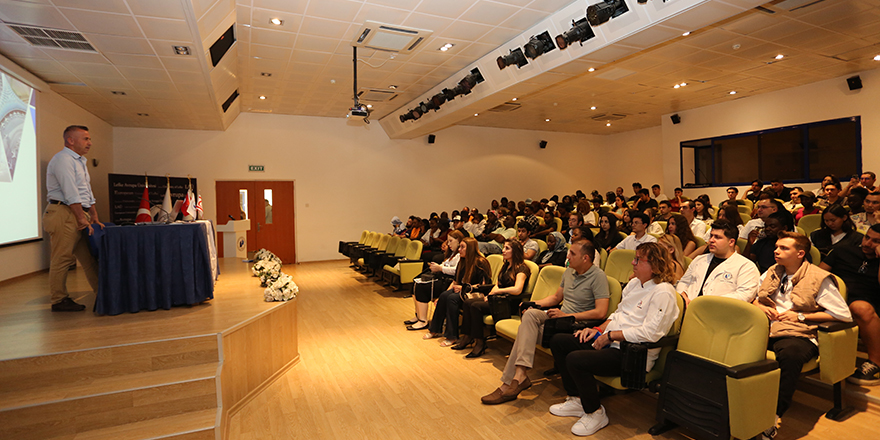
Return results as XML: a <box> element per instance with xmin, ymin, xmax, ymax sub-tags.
<box><xmin>264</xmin><ymin>273</ymin><xmax>298</xmax><ymax>301</ymax></box>
<box><xmin>254</xmin><ymin>248</ymin><xmax>277</xmax><ymax>262</ymax></box>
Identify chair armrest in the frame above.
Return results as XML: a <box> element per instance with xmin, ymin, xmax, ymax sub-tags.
<box><xmin>726</xmin><ymin>359</ymin><xmax>779</xmax><ymax>379</ymax></box>
<box><xmin>642</xmin><ymin>335</ymin><xmax>679</xmax><ymax>349</ymax></box>
<box><xmin>818</xmin><ymin>321</ymin><xmax>857</xmax><ymax>332</ymax></box>
<box><xmin>399</xmin><ymin>259</ymin><xmax>423</xmax><ymax>265</ymax></box>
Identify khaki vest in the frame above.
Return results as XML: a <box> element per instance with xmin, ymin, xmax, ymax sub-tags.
<box><xmin>757</xmin><ymin>262</ymin><xmax>836</xmax><ymax>339</ymax></box>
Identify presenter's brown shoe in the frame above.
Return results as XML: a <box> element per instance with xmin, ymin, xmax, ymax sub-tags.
<box><xmin>52</xmin><ymin>297</ymin><xmax>86</xmax><ymax>312</ymax></box>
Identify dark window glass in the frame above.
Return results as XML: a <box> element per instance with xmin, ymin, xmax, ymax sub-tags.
<box><xmin>715</xmin><ymin>135</ymin><xmax>759</xmax><ymax>184</ymax></box>
<box><xmin>808</xmin><ymin>119</ymin><xmax>860</xmax><ymax>180</ymax></box>
<box><xmin>759</xmin><ymin>129</ymin><xmax>803</xmax><ymax>181</ymax></box>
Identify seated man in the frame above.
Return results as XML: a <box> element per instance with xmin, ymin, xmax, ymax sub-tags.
<box><xmin>678</xmin><ymin>219</ymin><xmax>760</xmax><ymax>304</ymax></box>
<box><xmin>629</xmin><ymin>182</ymin><xmax>643</xmax><ymax>203</ymax></box>
<box><xmin>464</xmin><ymin>212</ymin><xmax>485</xmax><ymax>237</ymax></box>
<box><xmin>740</xmin><ymin>198</ymin><xmax>781</xmax><ymax>240</ymax></box>
<box><xmin>744</xmin><ymin>211</ymin><xmax>794</xmax><ymax>274</ymax></box>
<box><xmin>635</xmin><ymin>188</ymin><xmax>659</xmax><ymax>213</ymax></box>
<box><xmin>516</xmin><ymin>221</ymin><xmax>540</xmax><ymax>262</ymax></box>
<box><xmin>478</xmin><ymin>215</ymin><xmax>516</xmax><ymax>255</ymax></box>
<box><xmin>614</xmin><ymin>211</ymin><xmax>657</xmax><ymax>251</ymax></box>
<box><xmin>651</xmin><ymin>184</ymin><xmax>668</xmax><ymax>202</ymax></box>
<box><xmin>657</xmin><ymin>200</ymin><xmax>674</xmax><ymax>221</ymax></box>
<box><xmin>853</xmin><ymin>191</ymin><xmax>880</xmax><ymax>234</ymax></box>
<box><xmin>521</xmin><ymin>205</ymin><xmax>540</xmax><ymax>231</ymax></box>
<box><xmin>768</xmin><ymin>179</ymin><xmax>793</xmax><ymax>202</ymax></box>
<box><xmin>565</xmin><ymin>212</ymin><xmax>584</xmax><ymax>242</ymax></box>
<box><xmin>645</xmin><ymin>208</ymin><xmax>664</xmax><ymax>236</ymax></box>
<box><xmin>820</xmin><ymin>224</ymin><xmax>880</xmax><ymax>385</ymax></box>
<box><xmin>743</xmin><ymin>180</ymin><xmax>763</xmax><ymax>204</ymax></box>
<box><xmin>753</xmin><ymin>232</ymin><xmax>851</xmax><ymax>440</ymax></box>
<box><xmin>480</xmin><ymin>238</ymin><xmax>610</xmax><ymax>405</ymax></box>
<box><xmin>818</xmin><ymin>181</ymin><xmax>845</xmax><ymax>208</ymax></box>
<box><xmin>847</xmin><ymin>186</ymin><xmax>869</xmax><ymax>216</ymax></box>
<box><xmin>579</xmin><ymin>201</ymin><xmax>599</xmax><ymax>228</ymax></box>
<box><xmin>842</xmin><ymin>171</ymin><xmax>878</xmax><ymax>198</ymax></box>
<box><xmin>533</xmin><ymin>211</ymin><xmax>558</xmax><ymax>240</ymax></box>
<box><xmin>670</xmin><ymin>187</ymin><xmax>687</xmax><ymax>212</ymax></box>
<box><xmin>782</xmin><ymin>187</ymin><xmax>804</xmax><ymax>212</ymax></box>
<box><xmin>547</xmin><ymin>242</ymin><xmax>679</xmax><ymax>436</ymax></box>
<box><xmin>726</xmin><ymin>186</ymin><xmax>746</xmax><ymax>206</ymax></box>
<box><xmin>680</xmin><ymin>200</ymin><xmax>709</xmax><ymax>241</ymax></box>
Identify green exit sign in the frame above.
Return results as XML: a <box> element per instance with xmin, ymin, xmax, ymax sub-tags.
<box><xmin>248</xmin><ymin>165</ymin><xmax>265</xmax><ymax>172</ymax></box>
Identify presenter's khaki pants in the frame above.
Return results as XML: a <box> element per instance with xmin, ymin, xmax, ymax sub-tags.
<box><xmin>43</xmin><ymin>204</ymin><xmax>99</xmax><ymax>304</ymax></box>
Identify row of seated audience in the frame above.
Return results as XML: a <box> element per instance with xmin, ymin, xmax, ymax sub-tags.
<box><xmin>383</xmin><ymin>178</ymin><xmax>880</xmax><ymax>438</ymax></box>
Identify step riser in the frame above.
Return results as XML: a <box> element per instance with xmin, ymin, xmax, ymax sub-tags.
<box><xmin>0</xmin><ymin>378</ymin><xmax>217</xmax><ymax>440</ymax></box>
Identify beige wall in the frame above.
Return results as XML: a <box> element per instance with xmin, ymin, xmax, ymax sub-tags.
<box><xmin>662</xmin><ymin>68</ymin><xmax>880</xmax><ymax>204</ymax></box>
<box><xmin>0</xmin><ymin>56</ymin><xmax>113</xmax><ymax>282</ymax></box>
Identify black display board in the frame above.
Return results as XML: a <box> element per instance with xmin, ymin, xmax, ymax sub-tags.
<box><xmin>108</xmin><ymin>173</ymin><xmax>198</xmax><ymax>224</ymax></box>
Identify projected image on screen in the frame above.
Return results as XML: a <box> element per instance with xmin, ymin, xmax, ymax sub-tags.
<box><xmin>0</xmin><ymin>69</ymin><xmax>38</xmax><ymax>247</ymax></box>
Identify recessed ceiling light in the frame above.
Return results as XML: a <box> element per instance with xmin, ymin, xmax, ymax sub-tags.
<box><xmin>270</xmin><ymin>18</ymin><xmax>283</xmax><ymax>26</ymax></box>
<box><xmin>512</xmin><ymin>97</ymin><xmax>517</xmax><ymax>101</ymax></box>
<box><xmin>729</xmin><ymin>91</ymin><xmax>737</xmax><ymax>95</ymax></box>
<box><xmin>389</xmin><ymin>85</ymin><xmax>398</xmax><ymax>89</ymax></box>
<box><xmin>260</xmin><ymin>72</ymin><xmax>272</xmax><ymax>77</ymax></box>
<box><xmin>474</xmin><ymin>113</ymin><xmax>479</xmax><ymax>117</ymax></box>
<box><xmin>111</xmin><ymin>90</ymin><xmax>126</xmax><ymax>95</ymax></box>
<box><xmin>439</xmin><ymin>43</ymin><xmax>454</xmax><ymax>51</ymax></box>
<box><xmin>682</xmin><ymin>32</ymin><xmax>690</xmax><ymax>36</ymax></box>
<box><xmin>588</xmin><ymin>67</ymin><xmax>595</xmax><ymax>72</ymax></box>
<box><xmin>775</xmin><ymin>54</ymin><xmax>784</xmax><ymax>60</ymax></box>
<box><xmin>137</xmin><ymin>113</ymin><xmax>149</xmax><ymax>117</ymax></box>
<box><xmin>874</xmin><ymin>55</ymin><xmax>880</xmax><ymax>61</ymax></box>
<box><xmin>366</xmin><ymin>104</ymin><xmax>372</xmax><ymax>108</ymax></box>
<box><xmin>545</xmin><ymin>118</ymin><xmax>550</xmax><ymax>122</ymax></box>
<box><xmin>172</xmin><ymin>45</ymin><xmax>190</xmax><ymax>55</ymax></box>
<box><xmin>259</xmin><ymin>95</ymin><xmax>266</xmax><ymax>100</ymax></box>
<box><xmin>674</xmin><ymin>84</ymin><xmax>680</xmax><ymax>89</ymax></box>
<box><xmin>590</xmin><ymin>106</ymin><xmax>596</xmax><ymax>110</ymax></box>
<box><xmin>606</xmin><ymin>122</ymin><xmax>611</xmax><ymax>127</ymax></box>
<box><xmin>680</xmin><ymin>82</ymin><xmax>687</xmax><ymax>86</ymax></box>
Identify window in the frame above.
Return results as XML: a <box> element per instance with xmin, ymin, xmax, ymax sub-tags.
<box><xmin>681</xmin><ymin>117</ymin><xmax>861</xmax><ymax>187</ymax></box>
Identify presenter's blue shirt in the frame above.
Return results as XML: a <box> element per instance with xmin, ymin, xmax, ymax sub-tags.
<box><xmin>46</xmin><ymin>147</ymin><xmax>95</xmax><ymax>208</ymax></box>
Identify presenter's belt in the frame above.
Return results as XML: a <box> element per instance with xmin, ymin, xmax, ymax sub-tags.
<box><xmin>49</xmin><ymin>199</ymin><xmax>68</xmax><ymax>205</ymax></box>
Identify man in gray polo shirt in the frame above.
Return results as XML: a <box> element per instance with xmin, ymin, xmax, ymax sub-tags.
<box><xmin>480</xmin><ymin>238</ymin><xmax>610</xmax><ymax>405</ymax></box>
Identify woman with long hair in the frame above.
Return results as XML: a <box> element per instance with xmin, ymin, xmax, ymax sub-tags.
<box><xmin>611</xmin><ymin>195</ymin><xmax>628</xmax><ymax>221</ymax></box>
<box><xmin>619</xmin><ymin>209</ymin><xmax>636</xmax><ymax>235</ymax></box>
<box><xmin>657</xmin><ymin>234</ymin><xmax>685</xmax><ymax>283</ymax></box>
<box><xmin>547</xmin><ymin>242</ymin><xmax>679</xmax><ymax>437</ymax></box>
<box><xmin>537</xmin><ymin>231</ymin><xmax>568</xmax><ymax>268</ymax></box>
<box><xmin>405</xmin><ymin>231</ymin><xmax>464</xmax><ymax>330</ymax></box>
<box><xmin>424</xmin><ymin>237</ymin><xmax>492</xmax><ymax>346</ymax></box>
<box><xmin>714</xmin><ymin>204</ymin><xmax>744</xmax><ymax>233</ymax></box>
<box><xmin>455</xmin><ymin>239</ymin><xmax>530</xmax><ymax>358</ymax></box>
<box><xmin>594</xmin><ymin>212</ymin><xmax>624</xmax><ymax>252</ymax></box>
<box><xmin>810</xmin><ymin>204</ymin><xmax>862</xmax><ymax>258</ymax></box>
<box><xmin>694</xmin><ymin>195</ymin><xmax>714</xmax><ymax>221</ymax></box>
<box><xmin>666</xmin><ymin>214</ymin><xmax>698</xmax><ymax>256</ymax></box>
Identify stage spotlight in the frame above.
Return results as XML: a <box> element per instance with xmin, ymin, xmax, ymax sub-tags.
<box><xmin>399</xmin><ymin>111</ymin><xmax>416</xmax><ymax>123</ymax></box>
<box><xmin>587</xmin><ymin>0</ymin><xmax>629</xmax><ymax>27</ymax></box>
<box><xmin>419</xmin><ymin>100</ymin><xmax>440</xmax><ymax>114</ymax></box>
<box><xmin>430</xmin><ymin>92</ymin><xmax>447</xmax><ymax>107</ymax></box>
<box><xmin>556</xmin><ymin>18</ymin><xmax>595</xmax><ymax>50</ymax></box>
<box><xmin>497</xmin><ymin>47</ymin><xmax>528</xmax><ymax>70</ymax></box>
<box><xmin>441</xmin><ymin>87</ymin><xmax>457</xmax><ymax>101</ymax></box>
<box><xmin>523</xmin><ymin>31</ymin><xmax>556</xmax><ymax>59</ymax></box>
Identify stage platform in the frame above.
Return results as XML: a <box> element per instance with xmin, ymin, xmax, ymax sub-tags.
<box><xmin>0</xmin><ymin>258</ymin><xmax>298</xmax><ymax>440</ymax></box>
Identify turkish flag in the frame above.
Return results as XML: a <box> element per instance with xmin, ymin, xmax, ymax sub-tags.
<box><xmin>135</xmin><ymin>186</ymin><xmax>152</xmax><ymax>223</ymax></box>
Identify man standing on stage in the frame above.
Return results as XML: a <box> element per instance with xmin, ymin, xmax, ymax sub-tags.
<box><xmin>44</xmin><ymin>125</ymin><xmax>103</xmax><ymax>311</ymax></box>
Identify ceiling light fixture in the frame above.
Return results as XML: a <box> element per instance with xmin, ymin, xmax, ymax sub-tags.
<box><xmin>556</xmin><ymin>18</ymin><xmax>595</xmax><ymax>49</ymax></box>
<box><xmin>474</xmin><ymin>113</ymin><xmax>479</xmax><ymax>117</ymax></box>
<box><xmin>366</xmin><ymin>104</ymin><xmax>372</xmax><ymax>108</ymax></box>
<box><xmin>545</xmin><ymin>118</ymin><xmax>551</xmax><ymax>122</ymax></box>
<box><xmin>674</xmin><ymin>84</ymin><xmax>680</xmax><ymax>89</ymax></box>
<box><xmin>523</xmin><ymin>31</ymin><xmax>556</xmax><ymax>60</ymax></box>
<box><xmin>873</xmin><ymin>54</ymin><xmax>880</xmax><ymax>61</ymax></box>
<box><xmin>111</xmin><ymin>91</ymin><xmax>126</xmax><ymax>95</ymax></box>
<box><xmin>260</xmin><ymin>72</ymin><xmax>272</xmax><ymax>77</ymax></box>
<box><xmin>137</xmin><ymin>113</ymin><xmax>149</xmax><ymax>117</ymax></box>
<box><xmin>439</xmin><ymin>43</ymin><xmax>454</xmax><ymax>51</ymax></box>
<box><xmin>497</xmin><ymin>47</ymin><xmax>528</xmax><ymax>70</ymax></box>
<box><xmin>775</xmin><ymin>54</ymin><xmax>784</xmax><ymax>60</ymax></box>
<box><xmin>172</xmin><ymin>45</ymin><xmax>190</xmax><ymax>55</ymax></box>
<box><xmin>588</xmin><ymin>67</ymin><xmax>595</xmax><ymax>72</ymax></box>
<box><xmin>682</xmin><ymin>32</ymin><xmax>690</xmax><ymax>36</ymax></box>
<box><xmin>270</xmin><ymin>18</ymin><xmax>283</xmax><ymax>26</ymax></box>
<box><xmin>401</xmin><ymin>69</ymin><xmax>484</xmax><ymax>123</ymax></box>
<box><xmin>389</xmin><ymin>85</ymin><xmax>398</xmax><ymax>89</ymax></box>
<box><xmin>606</xmin><ymin>122</ymin><xmax>611</xmax><ymax>126</ymax></box>
<box><xmin>587</xmin><ymin>0</ymin><xmax>629</xmax><ymax>26</ymax></box>
<box><xmin>590</xmin><ymin>106</ymin><xmax>596</xmax><ymax>110</ymax></box>
<box><xmin>259</xmin><ymin>95</ymin><xmax>266</xmax><ymax>100</ymax></box>
<box><xmin>512</xmin><ymin>97</ymin><xmax>517</xmax><ymax>101</ymax></box>
<box><xmin>729</xmin><ymin>91</ymin><xmax>737</xmax><ymax>95</ymax></box>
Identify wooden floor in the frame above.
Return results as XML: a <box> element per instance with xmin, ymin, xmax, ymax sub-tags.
<box><xmin>0</xmin><ymin>258</ymin><xmax>285</xmax><ymax>361</ymax></box>
<box><xmin>226</xmin><ymin>260</ymin><xmax>880</xmax><ymax>440</ymax></box>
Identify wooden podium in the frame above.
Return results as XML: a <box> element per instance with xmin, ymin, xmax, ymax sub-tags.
<box><xmin>216</xmin><ymin>219</ymin><xmax>251</xmax><ymax>259</ymax></box>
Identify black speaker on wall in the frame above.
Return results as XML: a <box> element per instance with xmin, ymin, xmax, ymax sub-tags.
<box><xmin>671</xmin><ymin>114</ymin><xmax>681</xmax><ymax>124</ymax></box>
<box><xmin>539</xmin><ymin>140</ymin><xmax>547</xmax><ymax>149</ymax></box>
<box><xmin>428</xmin><ymin>134</ymin><xmax>436</xmax><ymax>144</ymax></box>
<box><xmin>847</xmin><ymin>75</ymin><xmax>862</xmax><ymax>91</ymax></box>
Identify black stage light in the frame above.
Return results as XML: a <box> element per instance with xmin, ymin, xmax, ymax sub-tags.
<box><xmin>430</xmin><ymin>92</ymin><xmax>447</xmax><ymax>107</ymax></box>
<box><xmin>523</xmin><ymin>31</ymin><xmax>556</xmax><ymax>59</ymax></box>
<box><xmin>400</xmin><ymin>111</ymin><xmax>416</xmax><ymax>123</ymax></box>
<box><xmin>419</xmin><ymin>100</ymin><xmax>440</xmax><ymax>114</ymax></box>
<box><xmin>411</xmin><ymin>107</ymin><xmax>423</xmax><ymax>120</ymax></box>
<box><xmin>556</xmin><ymin>18</ymin><xmax>595</xmax><ymax>50</ymax></box>
<box><xmin>441</xmin><ymin>87</ymin><xmax>457</xmax><ymax>101</ymax></box>
<box><xmin>497</xmin><ymin>47</ymin><xmax>528</xmax><ymax>70</ymax></box>
<box><xmin>460</xmin><ymin>69</ymin><xmax>484</xmax><ymax>89</ymax></box>
<box><xmin>587</xmin><ymin>0</ymin><xmax>629</xmax><ymax>27</ymax></box>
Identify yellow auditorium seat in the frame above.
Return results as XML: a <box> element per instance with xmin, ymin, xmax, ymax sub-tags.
<box><xmin>382</xmin><ymin>239</ymin><xmax>422</xmax><ymax>289</ymax></box>
<box><xmin>604</xmin><ymin>249</ymin><xmax>635</xmax><ymax>286</ymax></box>
<box><xmin>798</xmin><ymin>214</ymin><xmax>822</xmax><ymax>236</ymax></box>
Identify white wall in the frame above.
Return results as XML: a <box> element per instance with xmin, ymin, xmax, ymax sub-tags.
<box><xmin>662</xmin><ymin>68</ymin><xmax>880</xmax><ymax>205</ymax></box>
<box><xmin>115</xmin><ymin>113</ymin><xmax>633</xmax><ymax>262</ymax></box>
<box><xmin>0</xmin><ymin>56</ymin><xmax>113</xmax><ymax>282</ymax></box>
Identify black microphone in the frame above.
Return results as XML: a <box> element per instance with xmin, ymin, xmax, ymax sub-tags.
<box><xmin>228</xmin><ymin>215</ymin><xmax>235</xmax><ymax>221</ymax></box>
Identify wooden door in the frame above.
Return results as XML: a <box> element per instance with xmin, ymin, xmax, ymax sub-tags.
<box><xmin>215</xmin><ymin>181</ymin><xmax>296</xmax><ymax>264</ymax></box>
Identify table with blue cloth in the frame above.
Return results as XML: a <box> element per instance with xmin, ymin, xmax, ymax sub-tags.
<box><xmin>95</xmin><ymin>222</ymin><xmax>217</xmax><ymax>316</ymax></box>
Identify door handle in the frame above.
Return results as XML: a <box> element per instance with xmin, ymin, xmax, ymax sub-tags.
<box><xmin>257</xmin><ymin>222</ymin><xmax>261</xmax><ymax>232</ymax></box>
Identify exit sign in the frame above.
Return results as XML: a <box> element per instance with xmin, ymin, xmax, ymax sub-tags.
<box><xmin>248</xmin><ymin>165</ymin><xmax>264</xmax><ymax>172</ymax></box>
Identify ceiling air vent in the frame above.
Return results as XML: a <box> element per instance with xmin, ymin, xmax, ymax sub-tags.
<box><xmin>489</xmin><ymin>102</ymin><xmax>522</xmax><ymax>112</ymax></box>
<box><xmin>357</xmin><ymin>87</ymin><xmax>399</xmax><ymax>102</ymax></box>
<box><xmin>7</xmin><ymin>23</ymin><xmax>96</xmax><ymax>52</ymax></box>
<box><xmin>352</xmin><ymin>21</ymin><xmax>432</xmax><ymax>54</ymax></box>
<box><xmin>591</xmin><ymin>113</ymin><xmax>627</xmax><ymax>121</ymax></box>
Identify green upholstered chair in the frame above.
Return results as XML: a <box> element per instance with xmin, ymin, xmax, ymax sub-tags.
<box><xmin>378</xmin><ymin>238</ymin><xmax>410</xmax><ymax>283</ymax></box>
<box><xmin>694</xmin><ymin>236</ymin><xmax>707</xmax><ymax>249</ymax></box>
<box><xmin>599</xmin><ymin>247</ymin><xmax>608</xmax><ymax>271</ymax></box>
<box><xmin>798</xmin><ymin>214</ymin><xmax>822</xmax><ymax>236</ymax></box>
<box><xmin>535</xmin><ymin>239</ymin><xmax>548</xmax><ymax>254</ymax></box>
<box><xmin>357</xmin><ymin>233</ymin><xmax>389</xmax><ymax>271</ymax></box>
<box><xmin>650</xmin><ymin>296</ymin><xmax>779</xmax><ymax>440</ymax></box>
<box><xmin>764</xmin><ymin>275</ymin><xmax>858</xmax><ymax>420</ymax></box>
<box><xmin>553</xmin><ymin>217</ymin><xmax>563</xmax><ymax>232</ymax></box>
<box><xmin>382</xmin><ymin>239</ymin><xmax>423</xmax><ymax>289</ymax></box>
<box><xmin>339</xmin><ymin>229</ymin><xmax>368</xmax><ymax>257</ymax></box>
<box><xmin>494</xmin><ymin>265</ymin><xmax>566</xmax><ymax>343</ymax></box>
<box><xmin>736</xmin><ymin>238</ymin><xmax>748</xmax><ymax>254</ymax></box>
<box><xmin>349</xmin><ymin>231</ymin><xmax>378</xmax><ymax>266</ymax></box>
<box><xmin>810</xmin><ymin>245</ymin><xmax>821</xmax><ymax>266</ymax></box>
<box><xmin>366</xmin><ymin>235</ymin><xmax>400</xmax><ymax>276</ymax></box>
<box><xmin>682</xmin><ymin>256</ymin><xmax>692</xmax><ymax>272</ymax></box>
<box><xmin>657</xmin><ymin>221</ymin><xmax>667</xmax><ymax>232</ymax></box>
<box><xmin>604</xmin><ymin>249</ymin><xmax>635</xmax><ymax>286</ymax></box>
<box><xmin>487</xmin><ymin>254</ymin><xmax>504</xmax><ymax>283</ymax></box>
<box><xmin>484</xmin><ymin>260</ymin><xmax>540</xmax><ymax>328</ymax></box>
<box><xmin>737</xmin><ymin>205</ymin><xmax>751</xmax><ymax>215</ymax></box>
<box><xmin>739</xmin><ymin>212</ymin><xmax>752</xmax><ymax>225</ymax></box>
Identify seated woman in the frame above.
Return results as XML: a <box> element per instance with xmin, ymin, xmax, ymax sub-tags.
<box><xmin>405</xmin><ymin>231</ymin><xmax>464</xmax><ymax>330</ymax></box>
<box><xmin>454</xmin><ymin>239</ymin><xmax>531</xmax><ymax>358</ymax></box>
<box><xmin>694</xmin><ymin>195</ymin><xmax>715</xmax><ymax>222</ymax></box>
<box><xmin>795</xmin><ymin>191</ymin><xmax>821</xmax><ymax>225</ymax></box>
<box><xmin>657</xmin><ymin>234</ymin><xmax>686</xmax><ymax>283</ymax></box>
<box><xmin>665</xmin><ymin>214</ymin><xmax>698</xmax><ymax>256</ymax></box>
<box><xmin>611</xmin><ymin>195</ymin><xmax>629</xmax><ymax>221</ymax></box>
<box><xmin>714</xmin><ymin>203</ymin><xmax>744</xmax><ymax>234</ymax></box>
<box><xmin>424</xmin><ymin>237</ymin><xmax>492</xmax><ymax>346</ymax></box>
<box><xmin>809</xmin><ymin>203</ymin><xmax>862</xmax><ymax>259</ymax></box>
<box><xmin>594</xmin><ymin>212</ymin><xmax>624</xmax><ymax>252</ymax></box>
<box><xmin>547</xmin><ymin>242</ymin><xmax>680</xmax><ymax>436</ymax></box>
<box><xmin>537</xmin><ymin>231</ymin><xmax>568</xmax><ymax>268</ymax></box>
<box><xmin>744</xmin><ymin>211</ymin><xmax>794</xmax><ymax>273</ymax></box>
<box><xmin>618</xmin><ymin>209</ymin><xmax>635</xmax><ymax>236</ymax></box>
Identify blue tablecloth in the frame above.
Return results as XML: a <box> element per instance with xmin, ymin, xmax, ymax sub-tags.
<box><xmin>96</xmin><ymin>223</ymin><xmax>215</xmax><ymax>315</ymax></box>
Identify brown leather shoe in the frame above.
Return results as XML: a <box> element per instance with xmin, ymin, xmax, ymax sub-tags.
<box><xmin>51</xmin><ymin>297</ymin><xmax>86</xmax><ymax>312</ymax></box>
<box><xmin>481</xmin><ymin>387</ymin><xmax>515</xmax><ymax>405</ymax></box>
<box><xmin>502</xmin><ymin>377</ymin><xmax>532</xmax><ymax>399</ymax></box>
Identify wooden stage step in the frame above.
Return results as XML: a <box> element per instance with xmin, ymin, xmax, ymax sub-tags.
<box><xmin>0</xmin><ymin>335</ymin><xmax>220</xmax><ymax>440</ymax></box>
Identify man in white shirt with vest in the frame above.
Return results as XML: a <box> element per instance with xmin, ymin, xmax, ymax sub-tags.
<box><xmin>44</xmin><ymin>125</ymin><xmax>104</xmax><ymax>312</ymax></box>
<box><xmin>677</xmin><ymin>219</ymin><xmax>760</xmax><ymax>304</ymax></box>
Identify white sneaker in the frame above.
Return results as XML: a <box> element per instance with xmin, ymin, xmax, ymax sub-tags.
<box><xmin>571</xmin><ymin>405</ymin><xmax>609</xmax><ymax>436</ymax></box>
<box><xmin>550</xmin><ymin>396</ymin><xmax>585</xmax><ymax>417</ymax></box>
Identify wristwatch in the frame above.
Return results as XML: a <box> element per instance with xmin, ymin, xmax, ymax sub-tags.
<box><xmin>797</xmin><ymin>313</ymin><xmax>806</xmax><ymax>323</ymax></box>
